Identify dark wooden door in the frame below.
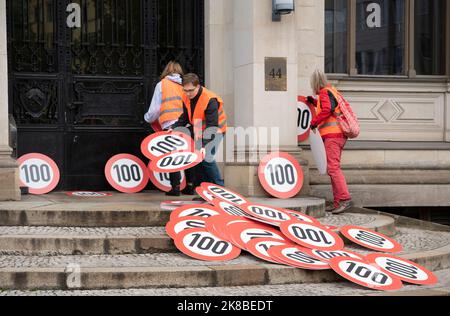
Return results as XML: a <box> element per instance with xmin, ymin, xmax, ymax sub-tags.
<box><xmin>7</xmin><ymin>0</ymin><xmax>204</xmax><ymax>190</ymax></box>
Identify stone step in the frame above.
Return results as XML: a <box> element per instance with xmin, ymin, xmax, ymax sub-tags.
<box><xmin>0</xmin><ymin>213</ymin><xmax>394</xmax><ymax>256</ymax></box>
<box><xmin>0</xmin><ymin>195</ymin><xmax>325</xmax><ymax>227</ymax></box>
<box><xmin>2</xmin><ymin>268</ymin><xmax>449</xmax><ymax>296</ymax></box>
<box><xmin>0</xmin><ymin>226</ymin><xmax>448</xmax><ymax>290</ymax></box>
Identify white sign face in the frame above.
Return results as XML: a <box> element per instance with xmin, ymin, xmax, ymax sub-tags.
<box><xmin>215</xmin><ymin>201</ymin><xmax>248</xmax><ymax>217</ymax></box>
<box><xmin>150</xmin><ymin>151</ymin><xmax>202</xmax><ymax>173</ymax></box>
<box><xmin>340</xmin><ymin>226</ymin><xmax>403</xmax><ymax>253</ymax></box>
<box><xmin>165</xmin><ymin>217</ymin><xmax>207</xmax><ymax>239</ymax></box>
<box><xmin>330</xmin><ymin>257</ymin><xmax>403</xmax><ymax>291</ymax></box>
<box><xmin>105</xmin><ymin>154</ymin><xmax>149</xmax><ymax>194</ymax></box>
<box><xmin>174</xmin><ymin>229</ymin><xmax>241</xmax><ymax>262</ymax></box>
<box><xmin>367</xmin><ymin>254</ymin><xmax>438</xmax><ymax>286</ymax></box>
<box><xmin>304</xmin><ymin>249</ymin><xmax>364</xmax><ymax>263</ymax></box>
<box><xmin>141</xmin><ymin>132</ymin><xmax>192</xmax><ymax>160</ymax></box>
<box><xmin>242</xmin><ymin>204</ymin><xmax>293</xmax><ymax>226</ymax></box>
<box><xmin>18</xmin><ymin>154</ymin><xmax>60</xmax><ymax>195</ymax></box>
<box><xmin>297</xmin><ymin>100</ymin><xmax>313</xmax><ymax>142</ymax></box>
<box><xmin>258</xmin><ymin>152</ymin><xmax>304</xmax><ymax>199</ymax></box>
<box><xmin>268</xmin><ymin>245</ymin><xmax>330</xmax><ymax>270</ymax></box>
<box><xmin>280</xmin><ymin>221</ymin><xmax>344</xmax><ymax>251</ymax></box>
<box><xmin>170</xmin><ymin>205</ymin><xmax>223</xmax><ymax>221</ymax></box>
<box><xmin>202</xmin><ymin>183</ymin><xmax>248</xmax><ymax>206</ymax></box>
<box><xmin>149</xmin><ymin>171</ymin><xmax>186</xmax><ymax>192</ymax></box>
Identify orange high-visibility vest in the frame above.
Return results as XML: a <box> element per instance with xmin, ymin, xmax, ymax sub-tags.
<box><xmin>182</xmin><ymin>87</ymin><xmax>227</xmax><ymax>141</ymax></box>
<box><xmin>316</xmin><ymin>85</ymin><xmax>344</xmax><ymax>138</ymax></box>
<box><xmin>159</xmin><ymin>78</ymin><xmax>184</xmax><ymax>127</ymax></box>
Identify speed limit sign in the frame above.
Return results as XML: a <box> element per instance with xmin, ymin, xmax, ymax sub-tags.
<box><xmin>169</xmin><ymin>205</ymin><xmax>224</xmax><ymax>221</ymax></box>
<box><xmin>268</xmin><ymin>245</ymin><xmax>330</xmax><ymax>270</ymax></box>
<box><xmin>195</xmin><ymin>187</ymin><xmax>216</xmax><ymax>203</ymax></box>
<box><xmin>340</xmin><ymin>226</ymin><xmax>403</xmax><ymax>253</ymax></box>
<box><xmin>149</xmin><ymin>150</ymin><xmax>202</xmax><ymax>173</ymax></box>
<box><xmin>302</xmin><ymin>248</ymin><xmax>365</xmax><ymax>263</ymax></box>
<box><xmin>174</xmin><ymin>228</ymin><xmax>241</xmax><ymax>262</ymax></box>
<box><xmin>366</xmin><ymin>253</ymin><xmax>438</xmax><ymax>286</ymax></box>
<box><xmin>329</xmin><ymin>257</ymin><xmax>403</xmax><ymax>291</ymax></box>
<box><xmin>202</xmin><ymin>183</ymin><xmax>248</xmax><ymax>206</ymax></box>
<box><xmin>280</xmin><ymin>221</ymin><xmax>344</xmax><ymax>251</ymax></box>
<box><xmin>141</xmin><ymin>131</ymin><xmax>194</xmax><ymax>160</ymax></box>
<box><xmin>18</xmin><ymin>153</ymin><xmax>60</xmax><ymax>195</ymax></box>
<box><xmin>148</xmin><ymin>170</ymin><xmax>186</xmax><ymax>192</ymax></box>
<box><xmin>258</xmin><ymin>152</ymin><xmax>304</xmax><ymax>199</ymax></box>
<box><xmin>241</xmin><ymin>204</ymin><xmax>293</xmax><ymax>226</ymax></box>
<box><xmin>297</xmin><ymin>96</ymin><xmax>316</xmax><ymax>143</ymax></box>
<box><xmin>165</xmin><ymin>216</ymin><xmax>207</xmax><ymax>239</ymax></box>
<box><xmin>104</xmin><ymin>154</ymin><xmax>149</xmax><ymax>194</ymax></box>
<box><xmin>246</xmin><ymin>238</ymin><xmax>293</xmax><ymax>264</ymax></box>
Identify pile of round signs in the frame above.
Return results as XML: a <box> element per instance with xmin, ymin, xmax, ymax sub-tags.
<box><xmin>166</xmin><ymin>182</ymin><xmax>438</xmax><ymax>292</ymax></box>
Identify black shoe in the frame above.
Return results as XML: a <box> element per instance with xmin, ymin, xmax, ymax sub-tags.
<box><xmin>166</xmin><ymin>186</ymin><xmax>181</xmax><ymax>197</ymax></box>
<box><xmin>181</xmin><ymin>184</ymin><xmax>195</xmax><ymax>196</ymax></box>
<box><xmin>332</xmin><ymin>200</ymin><xmax>354</xmax><ymax>215</ymax></box>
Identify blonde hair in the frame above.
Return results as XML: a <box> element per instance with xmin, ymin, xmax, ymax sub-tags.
<box><xmin>310</xmin><ymin>69</ymin><xmax>328</xmax><ymax>94</ymax></box>
<box><xmin>160</xmin><ymin>61</ymin><xmax>184</xmax><ymax>80</ymax></box>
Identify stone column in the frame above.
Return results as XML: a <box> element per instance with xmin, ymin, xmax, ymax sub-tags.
<box><xmin>0</xmin><ymin>0</ymin><xmax>20</xmax><ymax>201</ymax></box>
<box><xmin>206</xmin><ymin>0</ymin><xmax>310</xmax><ymax>197</ymax></box>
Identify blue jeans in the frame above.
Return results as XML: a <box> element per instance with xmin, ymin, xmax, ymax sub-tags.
<box><xmin>197</xmin><ymin>133</ymin><xmax>224</xmax><ymax>186</ymax></box>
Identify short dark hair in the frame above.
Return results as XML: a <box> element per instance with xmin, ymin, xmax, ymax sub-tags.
<box><xmin>182</xmin><ymin>73</ymin><xmax>200</xmax><ymax>86</ymax></box>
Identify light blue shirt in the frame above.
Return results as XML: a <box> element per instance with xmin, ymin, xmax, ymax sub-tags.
<box><xmin>144</xmin><ymin>74</ymin><xmax>183</xmax><ymax>130</ymax></box>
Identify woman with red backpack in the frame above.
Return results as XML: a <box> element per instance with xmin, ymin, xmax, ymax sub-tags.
<box><xmin>308</xmin><ymin>69</ymin><xmax>356</xmax><ymax>215</ymax></box>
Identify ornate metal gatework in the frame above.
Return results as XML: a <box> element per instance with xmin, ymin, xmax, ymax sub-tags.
<box><xmin>7</xmin><ymin>0</ymin><xmax>204</xmax><ymax>190</ymax></box>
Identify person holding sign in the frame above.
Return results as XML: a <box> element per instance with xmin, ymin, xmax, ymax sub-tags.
<box><xmin>308</xmin><ymin>69</ymin><xmax>353</xmax><ymax>215</ymax></box>
<box><xmin>144</xmin><ymin>61</ymin><xmax>195</xmax><ymax>196</ymax></box>
<box><xmin>172</xmin><ymin>73</ymin><xmax>227</xmax><ymax>187</ymax></box>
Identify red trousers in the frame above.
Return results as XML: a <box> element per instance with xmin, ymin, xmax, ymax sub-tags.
<box><xmin>324</xmin><ymin>138</ymin><xmax>351</xmax><ymax>207</ymax></box>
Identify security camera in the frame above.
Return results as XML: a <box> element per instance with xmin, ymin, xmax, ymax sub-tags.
<box><xmin>272</xmin><ymin>0</ymin><xmax>295</xmax><ymax>21</ymax></box>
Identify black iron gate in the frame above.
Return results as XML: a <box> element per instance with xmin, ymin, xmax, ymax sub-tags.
<box><xmin>7</xmin><ymin>0</ymin><xmax>204</xmax><ymax>190</ymax></box>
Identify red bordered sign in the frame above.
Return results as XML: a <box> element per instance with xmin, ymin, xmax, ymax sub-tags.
<box><xmin>258</xmin><ymin>152</ymin><xmax>304</xmax><ymax>199</ymax></box>
<box><xmin>65</xmin><ymin>192</ymin><xmax>113</xmax><ymax>198</ymax></box>
<box><xmin>165</xmin><ymin>216</ymin><xmax>207</xmax><ymax>239</ymax></box>
<box><xmin>148</xmin><ymin>170</ymin><xmax>186</xmax><ymax>192</ymax></box>
<box><xmin>329</xmin><ymin>257</ymin><xmax>404</xmax><ymax>291</ymax></box>
<box><xmin>241</xmin><ymin>204</ymin><xmax>294</xmax><ymax>227</ymax></box>
<box><xmin>141</xmin><ymin>131</ymin><xmax>194</xmax><ymax>160</ymax></box>
<box><xmin>268</xmin><ymin>245</ymin><xmax>330</xmax><ymax>270</ymax></box>
<box><xmin>17</xmin><ymin>153</ymin><xmax>60</xmax><ymax>195</ymax></box>
<box><xmin>104</xmin><ymin>154</ymin><xmax>149</xmax><ymax>194</ymax></box>
<box><xmin>170</xmin><ymin>204</ymin><xmax>224</xmax><ymax>221</ymax></box>
<box><xmin>366</xmin><ymin>253</ymin><xmax>438</xmax><ymax>286</ymax></box>
<box><xmin>213</xmin><ymin>201</ymin><xmax>248</xmax><ymax>217</ymax></box>
<box><xmin>227</xmin><ymin>221</ymin><xmax>287</xmax><ymax>250</ymax></box>
<box><xmin>246</xmin><ymin>238</ymin><xmax>293</xmax><ymax>264</ymax></box>
<box><xmin>149</xmin><ymin>150</ymin><xmax>202</xmax><ymax>173</ymax></box>
<box><xmin>201</xmin><ymin>183</ymin><xmax>249</xmax><ymax>206</ymax></box>
<box><xmin>195</xmin><ymin>186</ymin><xmax>216</xmax><ymax>203</ymax></box>
<box><xmin>297</xmin><ymin>96</ymin><xmax>316</xmax><ymax>143</ymax></box>
<box><xmin>302</xmin><ymin>248</ymin><xmax>365</xmax><ymax>263</ymax></box>
<box><xmin>174</xmin><ymin>228</ymin><xmax>241</xmax><ymax>262</ymax></box>
<box><xmin>205</xmin><ymin>216</ymin><xmax>254</xmax><ymax>245</ymax></box>
<box><xmin>340</xmin><ymin>226</ymin><xmax>403</xmax><ymax>253</ymax></box>
<box><xmin>280</xmin><ymin>220</ymin><xmax>344</xmax><ymax>251</ymax></box>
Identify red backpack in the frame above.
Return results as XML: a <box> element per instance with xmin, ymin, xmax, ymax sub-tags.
<box><xmin>330</xmin><ymin>89</ymin><xmax>360</xmax><ymax>139</ymax></box>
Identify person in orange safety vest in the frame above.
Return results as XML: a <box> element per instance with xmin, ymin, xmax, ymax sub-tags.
<box><xmin>308</xmin><ymin>69</ymin><xmax>353</xmax><ymax>215</ymax></box>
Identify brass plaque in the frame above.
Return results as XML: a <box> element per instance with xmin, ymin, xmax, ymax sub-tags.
<box><xmin>265</xmin><ymin>57</ymin><xmax>287</xmax><ymax>91</ymax></box>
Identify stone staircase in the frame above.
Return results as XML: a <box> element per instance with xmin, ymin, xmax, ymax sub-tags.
<box><xmin>0</xmin><ymin>193</ymin><xmax>449</xmax><ymax>295</ymax></box>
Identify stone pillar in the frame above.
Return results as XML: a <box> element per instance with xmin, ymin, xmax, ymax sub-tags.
<box><xmin>206</xmin><ymin>0</ymin><xmax>310</xmax><ymax>197</ymax></box>
<box><xmin>0</xmin><ymin>0</ymin><xmax>20</xmax><ymax>201</ymax></box>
